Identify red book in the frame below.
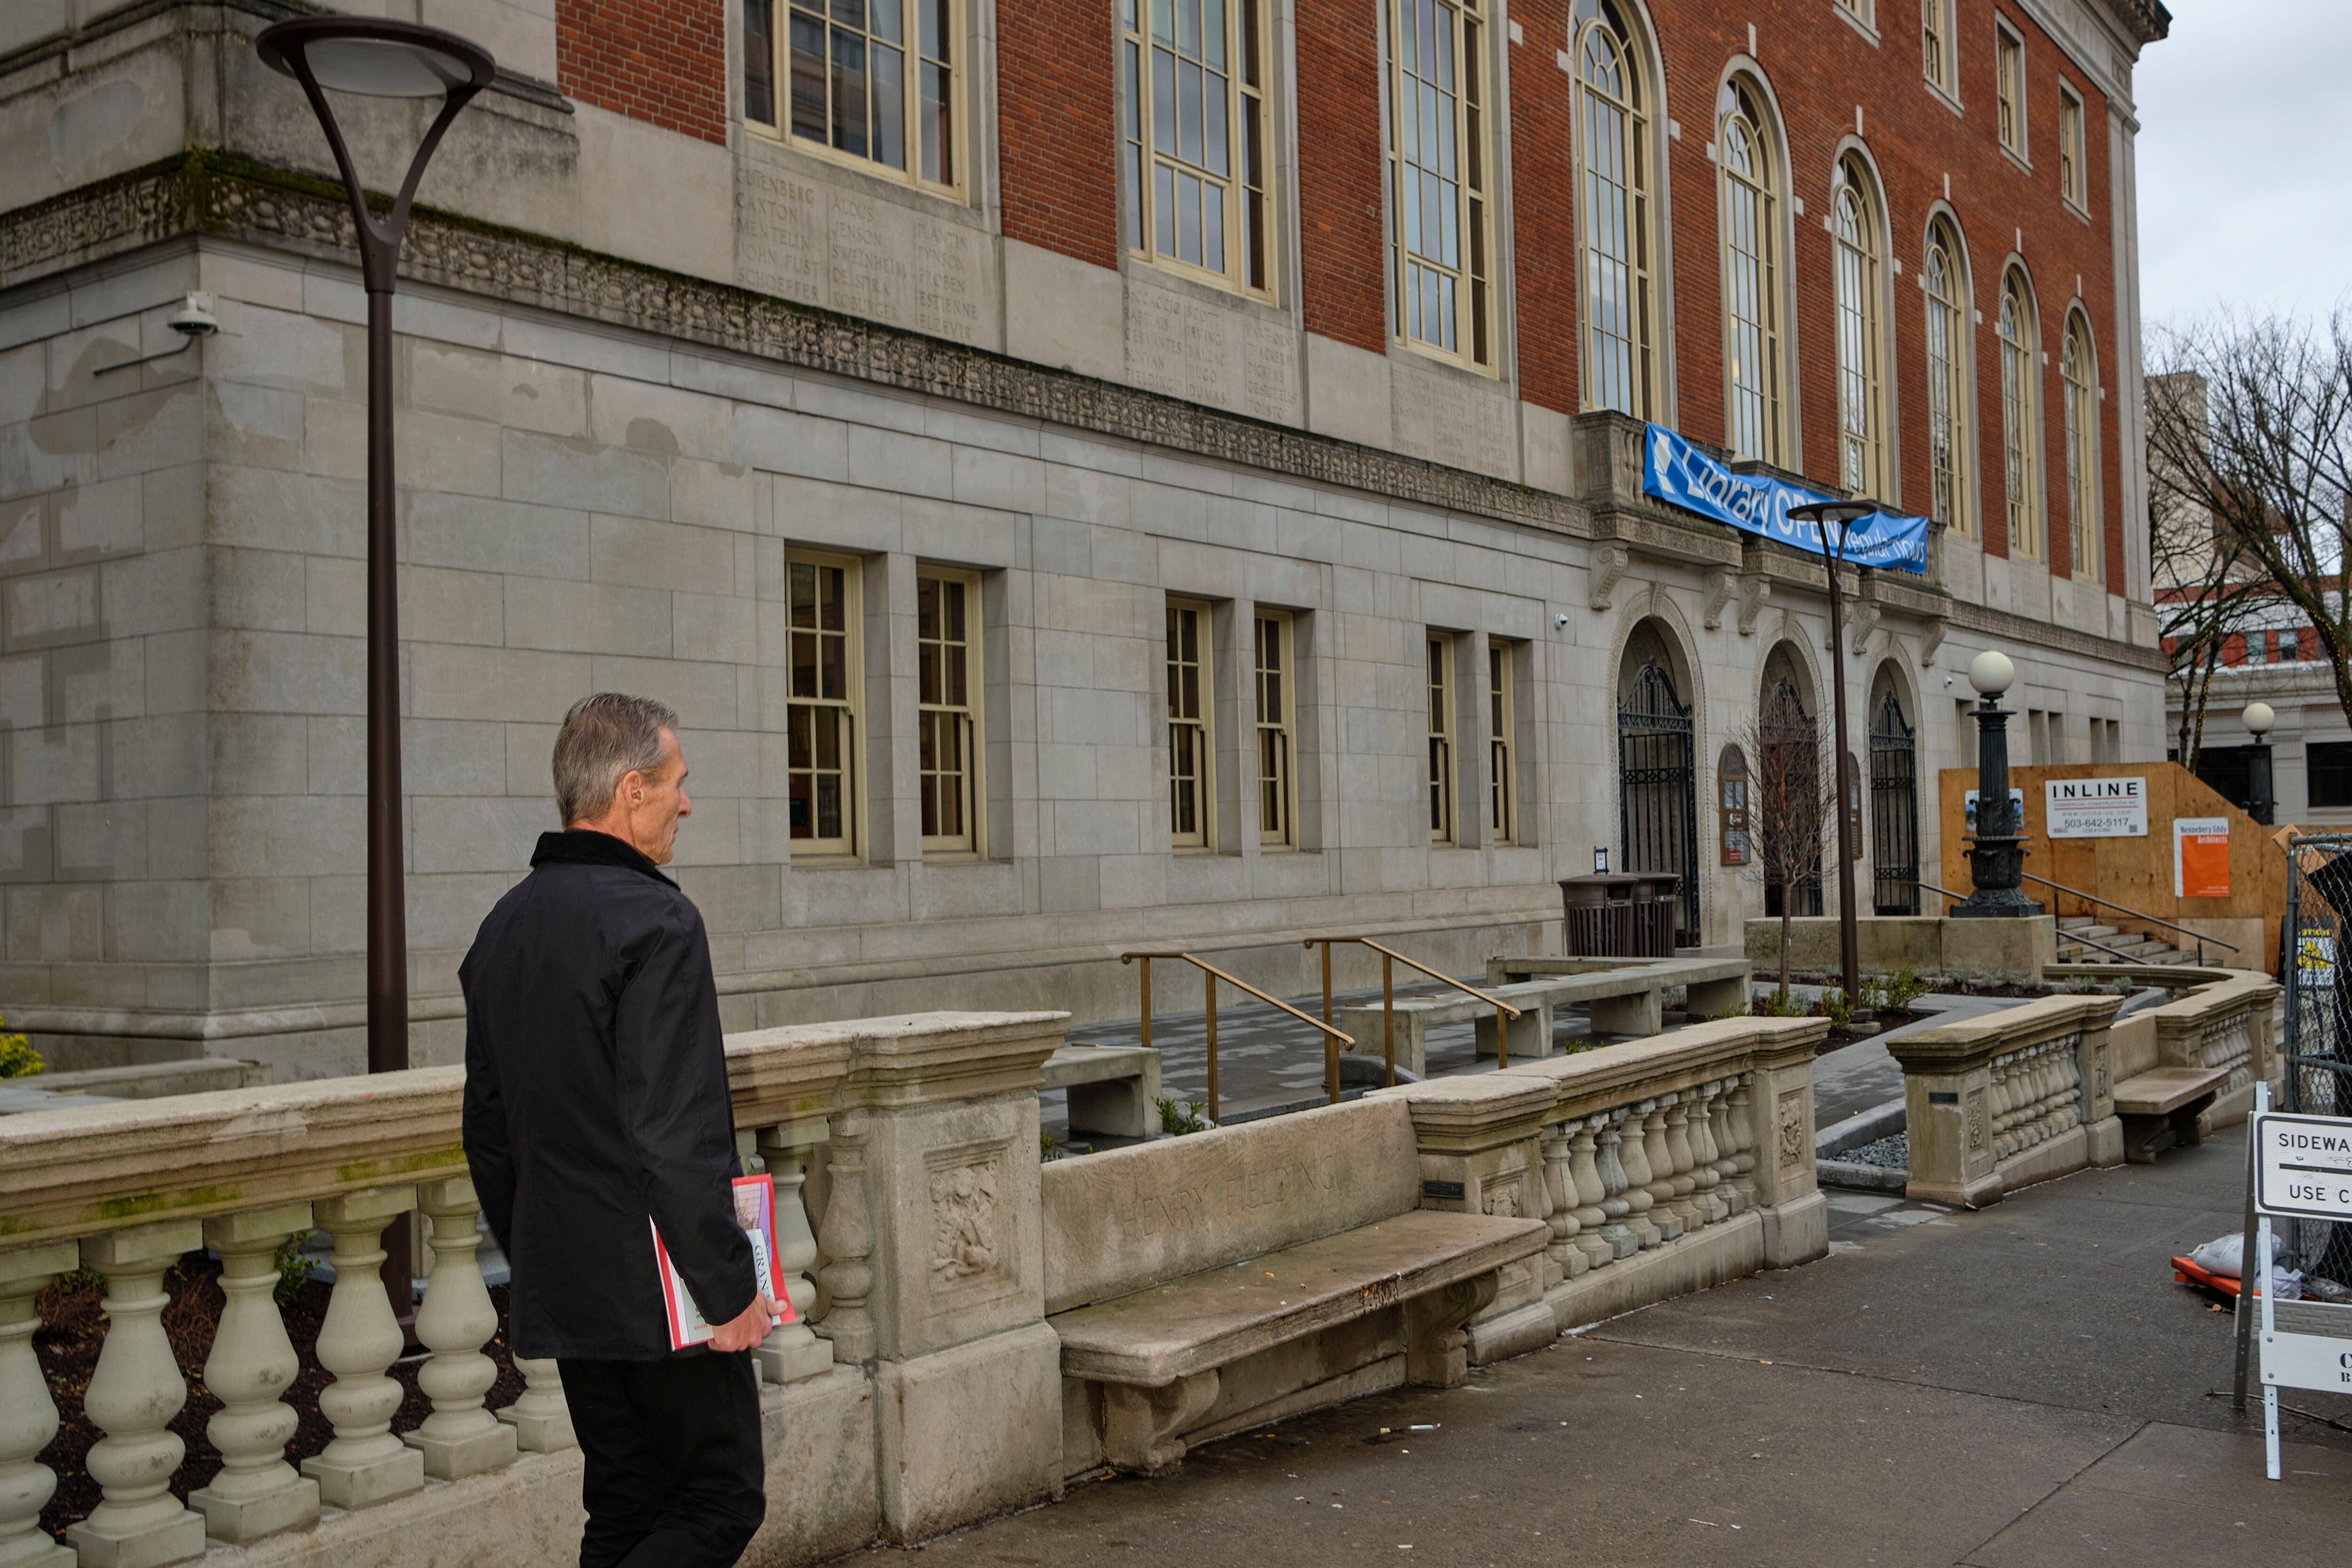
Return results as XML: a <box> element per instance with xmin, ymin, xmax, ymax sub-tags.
<box><xmin>650</xmin><ymin>1173</ymin><xmax>797</xmax><ymax>1351</ymax></box>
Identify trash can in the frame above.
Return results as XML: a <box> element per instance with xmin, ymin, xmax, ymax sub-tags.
<box><xmin>1558</xmin><ymin>873</ymin><xmax>1637</xmax><ymax>957</ymax></box>
<box><xmin>1628</xmin><ymin>872</ymin><xmax>1680</xmax><ymax>958</ymax></box>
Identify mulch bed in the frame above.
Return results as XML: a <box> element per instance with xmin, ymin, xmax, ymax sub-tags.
<box><xmin>33</xmin><ymin>1255</ymin><xmax>525</xmax><ymax>1544</ymax></box>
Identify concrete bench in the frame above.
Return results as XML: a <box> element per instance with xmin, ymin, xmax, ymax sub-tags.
<box><xmin>1042</xmin><ymin>1042</ymin><xmax>1162</xmax><ymax>1139</ymax></box>
<box><xmin>1485</xmin><ymin>955</ymin><xmax>1753</xmax><ymax>1031</ymax></box>
<box><xmin>1043</xmin><ymin>1097</ymin><xmax>1547</xmax><ymax>1473</ymax></box>
<box><xmin>2113</xmin><ymin>1063</ymin><xmax>2230</xmax><ymax>1164</ymax></box>
<box><xmin>1336</xmin><ymin>982</ymin><xmax>1553</xmax><ymax>1077</ymax></box>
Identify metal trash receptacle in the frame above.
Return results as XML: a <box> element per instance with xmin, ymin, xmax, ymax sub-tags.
<box><xmin>1628</xmin><ymin>872</ymin><xmax>1680</xmax><ymax>958</ymax></box>
<box><xmin>1559</xmin><ymin>874</ymin><xmax>1637</xmax><ymax>957</ymax></box>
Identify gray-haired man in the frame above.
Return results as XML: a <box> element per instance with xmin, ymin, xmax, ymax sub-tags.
<box><xmin>461</xmin><ymin>693</ymin><xmax>772</xmax><ymax>1568</ymax></box>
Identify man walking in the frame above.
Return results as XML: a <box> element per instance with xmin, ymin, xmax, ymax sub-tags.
<box><xmin>462</xmin><ymin>693</ymin><xmax>772</xmax><ymax>1567</ymax></box>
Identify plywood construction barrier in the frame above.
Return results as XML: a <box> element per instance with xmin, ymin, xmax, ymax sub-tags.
<box><xmin>1936</xmin><ymin>762</ymin><xmax>2286</xmax><ymax>975</ymax></box>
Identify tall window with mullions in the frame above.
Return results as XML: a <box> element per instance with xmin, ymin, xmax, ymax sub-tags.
<box><xmin>743</xmin><ymin>0</ymin><xmax>956</xmax><ymax>191</ymax></box>
<box><xmin>1168</xmin><ymin>601</ymin><xmax>1215</xmax><ymax>848</ymax></box>
<box><xmin>1388</xmin><ymin>0</ymin><xmax>1494</xmax><ymax>367</ymax></box>
<box><xmin>1575</xmin><ymin>0</ymin><xmax>1655</xmax><ymax>418</ymax></box>
<box><xmin>917</xmin><ymin>570</ymin><xmax>979</xmax><ymax>854</ymax></box>
<box><xmin>1123</xmin><ymin>0</ymin><xmax>1273</xmax><ymax>294</ymax></box>
<box><xmin>786</xmin><ymin>554</ymin><xmax>860</xmax><ymax>856</ymax></box>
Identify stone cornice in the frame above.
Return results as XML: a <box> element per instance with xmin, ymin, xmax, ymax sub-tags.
<box><xmin>1945</xmin><ymin>596</ymin><xmax>2168</xmax><ymax>674</ymax></box>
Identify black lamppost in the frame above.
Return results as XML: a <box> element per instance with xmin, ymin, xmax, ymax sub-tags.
<box><xmin>259</xmin><ymin>16</ymin><xmax>495</xmax><ymax>1316</ymax></box>
<box><xmin>1953</xmin><ymin>649</ymin><xmax>2044</xmax><ymax>918</ymax></box>
<box><xmin>1785</xmin><ymin>498</ymin><xmax>1879</xmax><ymax>1008</ymax></box>
<box><xmin>2243</xmin><ymin>701</ymin><xmax>2276</xmax><ymax>825</ymax></box>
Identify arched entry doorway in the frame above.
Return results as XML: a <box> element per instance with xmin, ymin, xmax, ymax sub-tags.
<box><xmin>1868</xmin><ymin>668</ymin><xmax>1920</xmax><ymax>914</ymax></box>
<box><xmin>1760</xmin><ymin>649</ymin><xmax>1823</xmax><ymax>917</ymax></box>
<box><xmin>1618</xmin><ymin>625</ymin><xmax>1700</xmax><ymax>945</ymax></box>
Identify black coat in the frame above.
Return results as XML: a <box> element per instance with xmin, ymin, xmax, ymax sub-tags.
<box><xmin>461</xmin><ymin>829</ymin><xmax>756</xmax><ymax>1360</ymax></box>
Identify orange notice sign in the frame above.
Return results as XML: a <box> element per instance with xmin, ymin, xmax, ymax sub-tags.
<box><xmin>2174</xmin><ymin>817</ymin><xmax>2231</xmax><ymax>900</ymax></box>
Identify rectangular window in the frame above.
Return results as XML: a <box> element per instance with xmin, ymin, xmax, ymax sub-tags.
<box><xmin>1427</xmin><ymin>632</ymin><xmax>1455</xmax><ymax>843</ymax></box>
<box><xmin>1922</xmin><ymin>0</ymin><xmax>1956</xmax><ymax>96</ymax></box>
<box><xmin>1387</xmin><ymin>0</ymin><xmax>1495</xmax><ymax>369</ymax></box>
<box><xmin>1168</xmin><ymin>599</ymin><xmax>1215</xmax><ymax>847</ymax></box>
<box><xmin>743</xmin><ymin>0</ymin><xmax>957</xmax><ymax>191</ymax></box>
<box><xmin>1123</xmin><ymin>0</ymin><xmax>1275</xmax><ymax>295</ymax></box>
<box><xmin>1487</xmin><ymin>641</ymin><xmax>1514</xmax><ymax>845</ymax></box>
<box><xmin>786</xmin><ymin>552</ymin><xmax>861</xmax><ymax>856</ymax></box>
<box><xmin>917</xmin><ymin>569</ymin><xmax>979</xmax><ymax>854</ymax></box>
<box><xmin>1254</xmin><ymin>610</ymin><xmax>1295</xmax><ymax>847</ymax></box>
<box><xmin>2059</xmin><ymin>85</ymin><xmax>2086</xmax><ymax>210</ymax></box>
<box><xmin>1996</xmin><ymin>23</ymin><xmax>2025</xmax><ymax>158</ymax></box>
<box><xmin>2310</xmin><ymin>742</ymin><xmax>2352</xmax><ymax>810</ymax></box>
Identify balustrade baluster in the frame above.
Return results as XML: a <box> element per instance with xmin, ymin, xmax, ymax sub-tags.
<box><xmin>404</xmin><ymin>1178</ymin><xmax>517</xmax><ymax>1479</ymax></box>
<box><xmin>0</xmin><ymin>1243</ymin><xmax>77</xmax><ymax>1568</ymax></box>
<box><xmin>1642</xmin><ymin>1102</ymin><xmax>1683</xmax><ymax>1241</ymax></box>
<box><xmin>813</xmin><ymin>1112</ymin><xmax>875</xmax><ymax>1363</ymax></box>
<box><xmin>301</xmin><ymin>1188</ymin><xmax>425</xmax><ymax>1510</ymax></box>
<box><xmin>1540</xmin><ymin>1123</ymin><xmax>1584</xmax><ymax>1282</ymax></box>
<box><xmin>1707</xmin><ymin>1081</ymin><xmax>1743</xmax><ymax>1217</ymax></box>
<box><xmin>497</xmin><ymin>1358</ymin><xmax>576</xmax><ymax>1452</ymax></box>
<box><xmin>1568</xmin><ymin>1123</ymin><xmax>1614</xmax><ymax>1268</ymax></box>
<box><xmin>66</xmin><ymin>1220</ymin><xmax>207</xmax><ymax>1567</ymax></box>
<box><xmin>1990</xmin><ymin>1056</ymin><xmax>2017</xmax><ymax>1160</ymax></box>
<box><xmin>757</xmin><ymin>1119</ymin><xmax>836</xmax><ymax>1384</ymax></box>
<box><xmin>1663</xmin><ymin>1096</ymin><xmax>1701</xmax><ymax>1230</ymax></box>
<box><xmin>1733</xmin><ymin>1074</ymin><xmax>1762</xmax><ymax>1205</ymax></box>
<box><xmin>189</xmin><ymin>1204</ymin><xmax>320</xmax><ymax>1543</ymax></box>
<box><xmin>1690</xmin><ymin>1084</ymin><xmax>1728</xmax><ymax>1224</ymax></box>
<box><xmin>1618</xmin><ymin>1100</ymin><xmax>1663</xmax><ymax>1246</ymax></box>
<box><xmin>1595</xmin><ymin>1113</ymin><xmax>1639</xmax><ymax>1259</ymax></box>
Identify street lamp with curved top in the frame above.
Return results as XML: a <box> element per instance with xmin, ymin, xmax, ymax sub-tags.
<box><xmin>258</xmin><ymin>14</ymin><xmax>496</xmax><ymax>1324</ymax></box>
<box><xmin>1785</xmin><ymin>497</ymin><xmax>1882</xmax><ymax>1010</ymax></box>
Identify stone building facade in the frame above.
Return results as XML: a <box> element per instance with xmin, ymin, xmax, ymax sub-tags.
<box><xmin>0</xmin><ymin>0</ymin><xmax>2169</xmax><ymax>1078</ymax></box>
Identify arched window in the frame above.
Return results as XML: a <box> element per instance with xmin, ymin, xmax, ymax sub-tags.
<box><xmin>2062</xmin><ymin>312</ymin><xmax>2100</xmax><ymax>583</ymax></box>
<box><xmin>1576</xmin><ymin>1</ymin><xmax>1655</xmax><ymax>417</ymax></box>
<box><xmin>1832</xmin><ymin>157</ymin><xmax>1884</xmax><ymax>498</ymax></box>
<box><xmin>1718</xmin><ymin>79</ymin><xmax>1782</xmax><ymax>463</ymax></box>
<box><xmin>1998</xmin><ymin>270</ymin><xmax>2040</xmax><ymax>560</ymax></box>
<box><xmin>1923</xmin><ymin>222</ymin><xmax>1969</xmax><ymax>534</ymax></box>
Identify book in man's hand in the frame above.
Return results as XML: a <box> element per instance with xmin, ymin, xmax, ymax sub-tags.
<box><xmin>650</xmin><ymin>1173</ymin><xmax>800</xmax><ymax>1352</ymax></box>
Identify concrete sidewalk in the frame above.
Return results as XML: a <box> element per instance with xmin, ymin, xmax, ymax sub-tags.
<box><xmin>835</xmin><ymin>1125</ymin><xmax>2352</xmax><ymax>1567</ymax></box>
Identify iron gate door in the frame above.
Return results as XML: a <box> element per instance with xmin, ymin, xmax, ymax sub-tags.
<box><xmin>1870</xmin><ymin>689</ymin><xmax>1920</xmax><ymax>914</ymax></box>
<box><xmin>1618</xmin><ymin>658</ymin><xmax>1700</xmax><ymax>945</ymax></box>
<box><xmin>1761</xmin><ymin>675</ymin><xmax>1824</xmax><ymax>918</ymax></box>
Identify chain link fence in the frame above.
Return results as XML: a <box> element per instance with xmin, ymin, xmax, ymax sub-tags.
<box><xmin>2283</xmin><ymin>833</ymin><xmax>2352</xmax><ymax>1294</ymax></box>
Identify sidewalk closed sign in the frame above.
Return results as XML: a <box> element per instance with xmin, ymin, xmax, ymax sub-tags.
<box><xmin>2255</xmin><ymin>1113</ymin><xmax>2352</xmax><ymax>1220</ymax></box>
<box><xmin>2045</xmin><ymin>777</ymin><xmax>2149</xmax><ymax>838</ymax></box>
<box><xmin>2174</xmin><ymin>817</ymin><xmax>2231</xmax><ymax>899</ymax></box>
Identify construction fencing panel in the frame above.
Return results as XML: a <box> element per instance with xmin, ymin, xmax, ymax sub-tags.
<box><xmin>2283</xmin><ymin>834</ymin><xmax>2352</xmax><ymax>1294</ymax></box>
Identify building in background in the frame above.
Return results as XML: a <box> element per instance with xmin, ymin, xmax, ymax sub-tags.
<box><xmin>0</xmin><ymin>0</ymin><xmax>2169</xmax><ymax>1077</ymax></box>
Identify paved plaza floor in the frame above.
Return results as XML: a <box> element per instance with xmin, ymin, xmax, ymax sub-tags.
<box><xmin>838</xmin><ymin>1123</ymin><xmax>2352</xmax><ymax>1567</ymax></box>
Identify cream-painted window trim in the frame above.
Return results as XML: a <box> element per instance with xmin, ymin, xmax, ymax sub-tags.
<box><xmin>1574</xmin><ymin>2</ymin><xmax>1658</xmax><ymax>419</ymax></box>
<box><xmin>1832</xmin><ymin>157</ymin><xmax>1885</xmax><ymax>500</ymax></box>
<box><xmin>2062</xmin><ymin>313</ymin><xmax>2101</xmax><ymax>584</ymax></box>
<box><xmin>1921</xmin><ymin>0</ymin><xmax>1958</xmax><ymax>100</ymax></box>
<box><xmin>742</xmin><ymin>0</ymin><xmax>965</xmax><ymax>199</ymax></box>
<box><xmin>1427</xmin><ymin>631</ymin><xmax>1457</xmax><ymax>844</ymax></box>
<box><xmin>1254</xmin><ymin>609</ymin><xmax>1297</xmax><ymax>848</ymax></box>
<box><xmin>917</xmin><ymin>566</ymin><xmax>983</xmax><ymax>856</ymax></box>
<box><xmin>1718</xmin><ymin>77</ymin><xmax>1784</xmax><ymax>465</ymax></box>
<box><xmin>785</xmin><ymin>549</ymin><xmax>865</xmax><ymax>861</ymax></box>
<box><xmin>1387</xmin><ymin>0</ymin><xmax>1498</xmax><ymax>372</ymax></box>
<box><xmin>1487</xmin><ymin>639</ymin><xmax>1515</xmax><ymax>846</ymax></box>
<box><xmin>1122</xmin><ymin>0</ymin><xmax>1278</xmax><ymax>299</ymax></box>
<box><xmin>1831</xmin><ymin>0</ymin><xmax>1880</xmax><ymax>47</ymax></box>
<box><xmin>2058</xmin><ymin>83</ymin><xmax>2088</xmax><ymax>215</ymax></box>
<box><xmin>1998</xmin><ymin>272</ymin><xmax>2042</xmax><ymax>562</ymax></box>
<box><xmin>1995</xmin><ymin>19</ymin><xmax>2027</xmax><ymax>165</ymax></box>
<box><xmin>1923</xmin><ymin>223</ymin><xmax>1970</xmax><ymax>536</ymax></box>
<box><xmin>1168</xmin><ymin>598</ymin><xmax>1217</xmax><ymax>850</ymax></box>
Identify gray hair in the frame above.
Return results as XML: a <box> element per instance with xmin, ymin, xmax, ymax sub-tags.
<box><xmin>552</xmin><ymin>692</ymin><xmax>679</xmax><ymax>824</ymax></box>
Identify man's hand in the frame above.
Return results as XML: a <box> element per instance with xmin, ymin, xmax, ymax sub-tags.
<box><xmin>709</xmin><ymin>1293</ymin><xmax>775</xmax><ymax>1354</ymax></box>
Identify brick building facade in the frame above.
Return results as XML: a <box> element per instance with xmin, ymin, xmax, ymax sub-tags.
<box><xmin>0</xmin><ymin>0</ymin><xmax>2168</xmax><ymax>1077</ymax></box>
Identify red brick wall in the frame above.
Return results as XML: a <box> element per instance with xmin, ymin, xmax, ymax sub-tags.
<box><xmin>1510</xmin><ymin>2</ymin><xmax>1581</xmax><ymax>416</ymax></box>
<box><xmin>1294</xmin><ymin>0</ymin><xmax>1389</xmax><ymax>354</ymax></box>
<box><xmin>999</xmin><ymin>0</ymin><xmax>1119</xmax><ymax>268</ymax></box>
<box><xmin>556</xmin><ymin>0</ymin><xmax>728</xmax><ymax>144</ymax></box>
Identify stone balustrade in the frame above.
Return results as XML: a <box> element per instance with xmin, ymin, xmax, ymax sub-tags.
<box><xmin>1888</xmin><ymin>992</ymin><xmax>2125</xmax><ymax>1207</ymax></box>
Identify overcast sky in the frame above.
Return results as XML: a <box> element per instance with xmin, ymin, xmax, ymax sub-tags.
<box><xmin>2136</xmin><ymin>0</ymin><xmax>2352</xmax><ymax>331</ymax></box>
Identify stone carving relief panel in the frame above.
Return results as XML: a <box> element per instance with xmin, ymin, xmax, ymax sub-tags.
<box><xmin>1120</xmin><ymin>274</ymin><xmax>1301</xmax><ymax>427</ymax></box>
<box><xmin>1776</xmin><ymin>1089</ymin><xmax>1806</xmax><ymax>1173</ymax></box>
<box><xmin>924</xmin><ymin>1140</ymin><xmax>1012</xmax><ymax>1297</ymax></box>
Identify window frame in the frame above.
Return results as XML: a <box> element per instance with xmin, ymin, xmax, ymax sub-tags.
<box><xmin>2309</xmin><ymin>741</ymin><xmax>2352</xmax><ymax>811</ymax></box>
<box><xmin>1995</xmin><ymin>18</ymin><xmax>2028</xmax><ymax>164</ymax></box>
<box><xmin>1167</xmin><ymin>597</ymin><xmax>1217</xmax><ymax>850</ymax></box>
<box><xmin>1254</xmin><ymin>608</ymin><xmax>1297</xmax><ymax>848</ymax></box>
<box><xmin>1921</xmin><ymin>0</ymin><xmax>1958</xmax><ymax>102</ymax></box>
<box><xmin>1386</xmin><ymin>0</ymin><xmax>1499</xmax><ymax>372</ymax></box>
<box><xmin>1717</xmin><ymin>743</ymin><xmax>1751</xmax><ymax>866</ymax></box>
<box><xmin>1831</xmin><ymin>156</ymin><xmax>1886</xmax><ymax>500</ymax></box>
<box><xmin>1923</xmin><ymin>221</ymin><xmax>1971</xmax><ymax>536</ymax></box>
<box><xmin>742</xmin><ymin>0</ymin><xmax>965</xmax><ymax>198</ymax></box>
<box><xmin>1121</xmin><ymin>0</ymin><xmax>1279</xmax><ymax>298</ymax></box>
<box><xmin>1718</xmin><ymin>77</ymin><xmax>1785</xmax><ymax>465</ymax></box>
<box><xmin>1427</xmin><ymin>631</ymin><xmax>1456</xmax><ymax>845</ymax></box>
<box><xmin>784</xmin><ymin>548</ymin><xmax>866</xmax><ymax>861</ymax></box>
<box><xmin>2058</xmin><ymin>82</ymin><xmax>2088</xmax><ymax>214</ymax></box>
<box><xmin>916</xmin><ymin>565</ymin><xmax>984</xmax><ymax>856</ymax></box>
<box><xmin>1998</xmin><ymin>270</ymin><xmax>2042</xmax><ymax>561</ymax></box>
<box><xmin>2061</xmin><ymin>311</ymin><xmax>2101</xmax><ymax>584</ymax></box>
<box><xmin>1487</xmin><ymin>640</ymin><xmax>1515</xmax><ymax>846</ymax></box>
<box><xmin>1573</xmin><ymin>1</ymin><xmax>1658</xmax><ymax>419</ymax></box>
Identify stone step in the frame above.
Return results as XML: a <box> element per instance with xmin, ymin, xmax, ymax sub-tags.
<box><xmin>2148</xmin><ymin>947</ymin><xmax>2200</xmax><ymax>966</ymax></box>
<box><xmin>2113</xmin><ymin>940</ymin><xmax>2173</xmax><ymax>960</ymax></box>
<box><xmin>2070</xmin><ymin>923</ymin><xmax>2119</xmax><ymax>941</ymax></box>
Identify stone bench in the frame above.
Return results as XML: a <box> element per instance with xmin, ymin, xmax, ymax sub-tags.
<box><xmin>1485</xmin><ymin>955</ymin><xmax>1754</xmax><ymax>1032</ymax></box>
<box><xmin>1042</xmin><ymin>1042</ymin><xmax>1162</xmax><ymax>1139</ymax></box>
<box><xmin>1336</xmin><ymin>982</ymin><xmax>1552</xmax><ymax>1077</ymax></box>
<box><xmin>1042</xmin><ymin>1096</ymin><xmax>1547</xmax><ymax>1473</ymax></box>
<box><xmin>2113</xmin><ymin>1063</ymin><xmax>2230</xmax><ymax>1164</ymax></box>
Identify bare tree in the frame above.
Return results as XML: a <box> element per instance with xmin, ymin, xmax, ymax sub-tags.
<box><xmin>1740</xmin><ymin>700</ymin><xmax>1839</xmax><ymax>1002</ymax></box>
<box><xmin>2146</xmin><ymin>314</ymin><xmax>2352</xmax><ymax>744</ymax></box>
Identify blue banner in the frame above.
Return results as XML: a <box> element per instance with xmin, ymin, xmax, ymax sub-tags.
<box><xmin>1641</xmin><ymin>423</ymin><xmax>1930</xmax><ymax>575</ymax></box>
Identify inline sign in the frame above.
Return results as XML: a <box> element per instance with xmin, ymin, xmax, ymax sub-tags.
<box><xmin>2253</xmin><ymin>1111</ymin><xmax>2352</xmax><ymax>1221</ymax></box>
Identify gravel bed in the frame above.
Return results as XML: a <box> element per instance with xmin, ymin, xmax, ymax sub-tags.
<box><xmin>1842</xmin><ymin>1132</ymin><xmax>1909</xmax><ymax>1171</ymax></box>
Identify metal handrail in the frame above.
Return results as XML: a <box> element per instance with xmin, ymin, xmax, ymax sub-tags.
<box><xmin>1120</xmin><ymin>951</ymin><xmax>1355</xmax><ymax>1125</ymax></box>
<box><xmin>1908</xmin><ymin>878</ymin><xmax>2184</xmax><ymax>965</ymax></box>
<box><xmin>1302</xmin><ymin>937</ymin><xmax>1525</xmax><ymax>1092</ymax></box>
<box><xmin>2017</xmin><ymin>872</ymin><xmax>2239</xmax><ymax>954</ymax></box>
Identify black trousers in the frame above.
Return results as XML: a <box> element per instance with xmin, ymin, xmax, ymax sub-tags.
<box><xmin>557</xmin><ymin>1350</ymin><xmax>767</xmax><ymax>1568</ymax></box>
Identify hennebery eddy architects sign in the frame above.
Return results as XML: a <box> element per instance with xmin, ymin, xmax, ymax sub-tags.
<box><xmin>2045</xmin><ymin>777</ymin><xmax>2150</xmax><ymax>839</ymax></box>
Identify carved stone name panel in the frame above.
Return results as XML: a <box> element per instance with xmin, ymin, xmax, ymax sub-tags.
<box><xmin>1121</xmin><ymin>275</ymin><xmax>1301</xmax><ymax>426</ymax></box>
<box><xmin>1391</xmin><ymin>356</ymin><xmax>1517</xmax><ymax>481</ymax></box>
<box><xmin>734</xmin><ymin>149</ymin><xmax>996</xmax><ymax>350</ymax></box>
